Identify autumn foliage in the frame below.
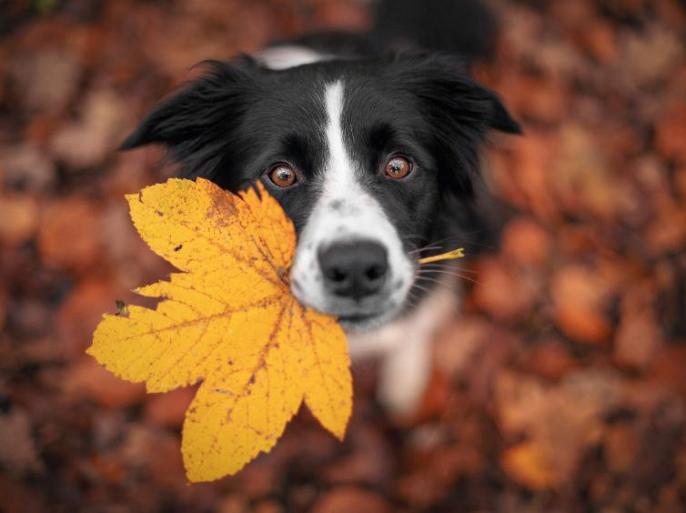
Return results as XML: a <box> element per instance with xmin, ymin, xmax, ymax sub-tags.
<box><xmin>1</xmin><ymin>1</ymin><xmax>686</xmax><ymax>513</ymax></box>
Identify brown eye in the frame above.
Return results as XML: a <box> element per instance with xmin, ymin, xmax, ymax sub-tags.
<box><xmin>384</xmin><ymin>156</ymin><xmax>413</xmax><ymax>180</ymax></box>
<box><xmin>268</xmin><ymin>164</ymin><xmax>298</xmax><ymax>188</ymax></box>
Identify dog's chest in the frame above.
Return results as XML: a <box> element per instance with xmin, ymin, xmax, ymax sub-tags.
<box><xmin>346</xmin><ymin>280</ymin><xmax>460</xmax><ymax>360</ymax></box>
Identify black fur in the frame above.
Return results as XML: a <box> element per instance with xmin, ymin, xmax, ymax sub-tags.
<box><xmin>120</xmin><ymin>10</ymin><xmax>521</xmax><ymax>323</ymax></box>
<box><xmin>122</xmin><ymin>53</ymin><xmax>517</xmax><ymax>241</ymax></box>
<box><xmin>373</xmin><ymin>0</ymin><xmax>500</xmax><ymax>63</ymax></box>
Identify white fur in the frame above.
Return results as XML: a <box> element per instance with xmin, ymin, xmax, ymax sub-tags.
<box><xmin>349</xmin><ymin>279</ymin><xmax>459</xmax><ymax>414</ymax></box>
<box><xmin>257</xmin><ymin>45</ymin><xmax>329</xmax><ymax>70</ymax></box>
<box><xmin>290</xmin><ymin>81</ymin><xmax>414</xmax><ymax>326</ymax></box>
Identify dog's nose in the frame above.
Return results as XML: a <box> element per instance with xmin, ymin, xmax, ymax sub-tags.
<box><xmin>318</xmin><ymin>240</ymin><xmax>389</xmax><ymax>300</ymax></box>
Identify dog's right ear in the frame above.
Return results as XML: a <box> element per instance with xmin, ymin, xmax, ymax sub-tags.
<box><xmin>120</xmin><ymin>59</ymin><xmax>255</xmax><ymax>175</ymax></box>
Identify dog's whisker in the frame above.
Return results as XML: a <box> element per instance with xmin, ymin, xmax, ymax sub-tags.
<box><xmin>420</xmin><ymin>235</ymin><xmax>468</xmax><ymax>248</ymax></box>
<box><xmin>420</xmin><ymin>259</ymin><xmax>475</xmax><ymax>269</ymax></box>
<box><xmin>403</xmin><ymin>288</ymin><xmax>424</xmax><ymax>309</ymax></box>
<box><xmin>416</xmin><ymin>267</ymin><xmax>479</xmax><ymax>287</ymax></box>
<box><xmin>408</xmin><ymin>245</ymin><xmax>444</xmax><ymax>255</ymax></box>
<box><xmin>416</xmin><ymin>269</ymin><xmax>480</xmax><ymax>285</ymax></box>
<box><xmin>417</xmin><ymin>267</ymin><xmax>476</xmax><ymax>277</ymax></box>
<box><xmin>405</xmin><ymin>295</ymin><xmax>424</xmax><ymax>309</ymax></box>
<box><xmin>420</xmin><ymin>262</ymin><xmax>478</xmax><ymax>275</ymax></box>
<box><xmin>420</xmin><ymin>232</ymin><xmax>497</xmax><ymax>252</ymax></box>
<box><xmin>410</xmin><ymin>282</ymin><xmax>433</xmax><ymax>295</ymax></box>
<box><xmin>408</xmin><ymin>243</ymin><xmax>442</xmax><ymax>251</ymax></box>
<box><xmin>414</xmin><ymin>275</ymin><xmax>446</xmax><ymax>287</ymax></box>
<box><xmin>407</xmin><ymin>283</ymin><xmax>427</xmax><ymax>296</ymax></box>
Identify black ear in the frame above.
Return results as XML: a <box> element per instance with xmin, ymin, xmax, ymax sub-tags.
<box><xmin>120</xmin><ymin>60</ymin><xmax>255</xmax><ymax>176</ymax></box>
<box><xmin>482</xmin><ymin>87</ymin><xmax>522</xmax><ymax>134</ymax></box>
<box><xmin>392</xmin><ymin>53</ymin><xmax>521</xmax><ymax>135</ymax></box>
<box><xmin>390</xmin><ymin>53</ymin><xmax>521</xmax><ymax>197</ymax></box>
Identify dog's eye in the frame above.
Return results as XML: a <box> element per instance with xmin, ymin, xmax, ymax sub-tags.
<box><xmin>268</xmin><ymin>164</ymin><xmax>298</xmax><ymax>188</ymax></box>
<box><xmin>384</xmin><ymin>156</ymin><xmax>413</xmax><ymax>180</ymax></box>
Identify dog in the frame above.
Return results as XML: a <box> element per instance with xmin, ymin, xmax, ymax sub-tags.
<box><xmin>120</xmin><ymin>0</ymin><xmax>520</xmax><ymax>415</ymax></box>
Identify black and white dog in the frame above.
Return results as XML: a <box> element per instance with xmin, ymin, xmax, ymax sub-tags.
<box><xmin>121</xmin><ymin>0</ymin><xmax>520</xmax><ymax>414</ymax></box>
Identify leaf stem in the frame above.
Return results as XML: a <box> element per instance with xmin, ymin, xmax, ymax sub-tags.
<box><xmin>417</xmin><ymin>247</ymin><xmax>465</xmax><ymax>265</ymax></box>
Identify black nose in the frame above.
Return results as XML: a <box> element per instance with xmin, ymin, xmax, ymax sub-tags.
<box><xmin>318</xmin><ymin>240</ymin><xmax>389</xmax><ymax>300</ymax></box>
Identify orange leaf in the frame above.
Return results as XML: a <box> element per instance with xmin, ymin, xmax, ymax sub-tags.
<box><xmin>87</xmin><ymin>178</ymin><xmax>352</xmax><ymax>482</ymax></box>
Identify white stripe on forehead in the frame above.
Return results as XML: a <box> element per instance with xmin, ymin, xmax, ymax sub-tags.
<box><xmin>323</xmin><ymin>80</ymin><xmax>358</xmax><ymax>193</ymax></box>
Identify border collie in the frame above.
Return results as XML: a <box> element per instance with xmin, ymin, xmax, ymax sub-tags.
<box><xmin>120</xmin><ymin>0</ymin><xmax>520</xmax><ymax>415</ymax></box>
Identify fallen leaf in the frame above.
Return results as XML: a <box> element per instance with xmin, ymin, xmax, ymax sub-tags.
<box><xmin>433</xmin><ymin>317</ymin><xmax>490</xmax><ymax>378</ymax></box>
<box><xmin>579</xmin><ymin>20</ymin><xmax>617</xmax><ymax>63</ymax></box>
<box><xmin>50</xmin><ymin>89</ymin><xmax>130</xmax><ymax>170</ymax></box>
<box><xmin>87</xmin><ymin>178</ymin><xmax>351</xmax><ymax>482</ymax></box>
<box><xmin>119</xmin><ymin>424</ymin><xmax>186</xmax><ymax>488</ymax></box>
<box><xmin>313</xmin><ymin>1</ymin><xmax>372</xmax><ymax>32</ymax></box>
<box><xmin>323</xmin><ymin>425</ymin><xmax>392</xmax><ymax>486</ymax></box>
<box><xmin>8</xmin><ymin>47</ymin><xmax>81</xmax><ymax>115</ymax></box>
<box><xmin>217</xmin><ymin>495</ymin><xmax>248</xmax><ymax>513</ymax></box>
<box><xmin>253</xmin><ymin>501</ymin><xmax>284</xmax><ymax>513</ymax></box>
<box><xmin>496</xmin><ymin>369</ymin><xmax>622</xmax><ymax>489</ymax></box>
<box><xmin>494</xmin><ymin>133</ymin><xmax>559</xmax><ymax>221</ymax></box>
<box><xmin>38</xmin><ymin>196</ymin><xmax>103</xmax><ymax>272</ymax></box>
<box><xmin>1</xmin><ymin>144</ymin><xmax>56</xmax><ymax>191</ymax></box>
<box><xmin>554</xmin><ymin>124</ymin><xmax>618</xmax><ymax>221</ymax></box>
<box><xmin>0</xmin><ymin>194</ymin><xmax>39</xmax><ymax>246</ymax></box>
<box><xmin>57</xmin><ymin>278</ymin><xmax>117</xmax><ymax>357</ymax></box>
<box><xmin>0</xmin><ymin>475</ymin><xmax>46</xmax><ymax>513</ymax></box>
<box><xmin>500</xmin><ymin>217</ymin><xmax>552</xmax><ymax>267</ymax></box>
<box><xmin>614</xmin><ymin>286</ymin><xmax>662</xmax><ymax>370</ymax></box>
<box><xmin>0</xmin><ymin>408</ymin><xmax>43</xmax><ymax>476</ymax></box>
<box><xmin>522</xmin><ymin>338</ymin><xmax>578</xmax><ymax>380</ymax></box>
<box><xmin>551</xmin><ymin>264</ymin><xmax>613</xmax><ymax>343</ymax></box>
<box><xmin>621</xmin><ymin>23</ymin><xmax>683</xmax><ymax>88</ymax></box>
<box><xmin>66</xmin><ymin>357</ymin><xmax>146</xmax><ymax>408</ymax></box>
<box><xmin>501</xmin><ymin>441</ymin><xmax>555</xmax><ymax>490</ymax></box>
<box><xmin>310</xmin><ymin>486</ymin><xmax>391</xmax><ymax>513</ymax></box>
<box><xmin>144</xmin><ymin>387</ymin><xmax>195</xmax><ymax>428</ymax></box>
<box><xmin>473</xmin><ymin>256</ymin><xmax>538</xmax><ymax>321</ymax></box>
<box><xmin>0</xmin><ymin>289</ymin><xmax>6</xmax><ymax>333</ymax></box>
<box><xmin>604</xmin><ymin>424</ymin><xmax>639</xmax><ymax>474</ymax></box>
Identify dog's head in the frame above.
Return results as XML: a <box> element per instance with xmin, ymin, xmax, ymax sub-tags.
<box><xmin>121</xmin><ymin>54</ymin><xmax>519</xmax><ymax>331</ymax></box>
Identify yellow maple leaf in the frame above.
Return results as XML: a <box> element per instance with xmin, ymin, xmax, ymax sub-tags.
<box><xmin>87</xmin><ymin>178</ymin><xmax>352</xmax><ymax>482</ymax></box>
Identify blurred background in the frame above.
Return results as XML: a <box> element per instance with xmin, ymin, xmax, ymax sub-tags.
<box><xmin>1</xmin><ymin>0</ymin><xmax>686</xmax><ymax>512</ymax></box>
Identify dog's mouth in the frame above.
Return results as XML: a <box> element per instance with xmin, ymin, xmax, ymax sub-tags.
<box><xmin>335</xmin><ymin>304</ymin><xmax>400</xmax><ymax>332</ymax></box>
<box><xmin>291</xmin><ymin>279</ymin><xmax>403</xmax><ymax>331</ymax></box>
<box><xmin>337</xmin><ymin>312</ymin><xmax>380</xmax><ymax>323</ymax></box>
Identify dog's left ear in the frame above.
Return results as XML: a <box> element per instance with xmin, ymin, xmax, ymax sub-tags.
<box><xmin>396</xmin><ymin>53</ymin><xmax>521</xmax><ymax>136</ymax></box>
<box><xmin>482</xmin><ymin>88</ymin><xmax>522</xmax><ymax>135</ymax></box>
<box><xmin>391</xmin><ymin>54</ymin><xmax>520</xmax><ymax>196</ymax></box>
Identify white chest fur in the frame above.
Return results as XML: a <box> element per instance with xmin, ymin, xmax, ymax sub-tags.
<box><xmin>347</xmin><ymin>281</ymin><xmax>461</xmax><ymax>414</ymax></box>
